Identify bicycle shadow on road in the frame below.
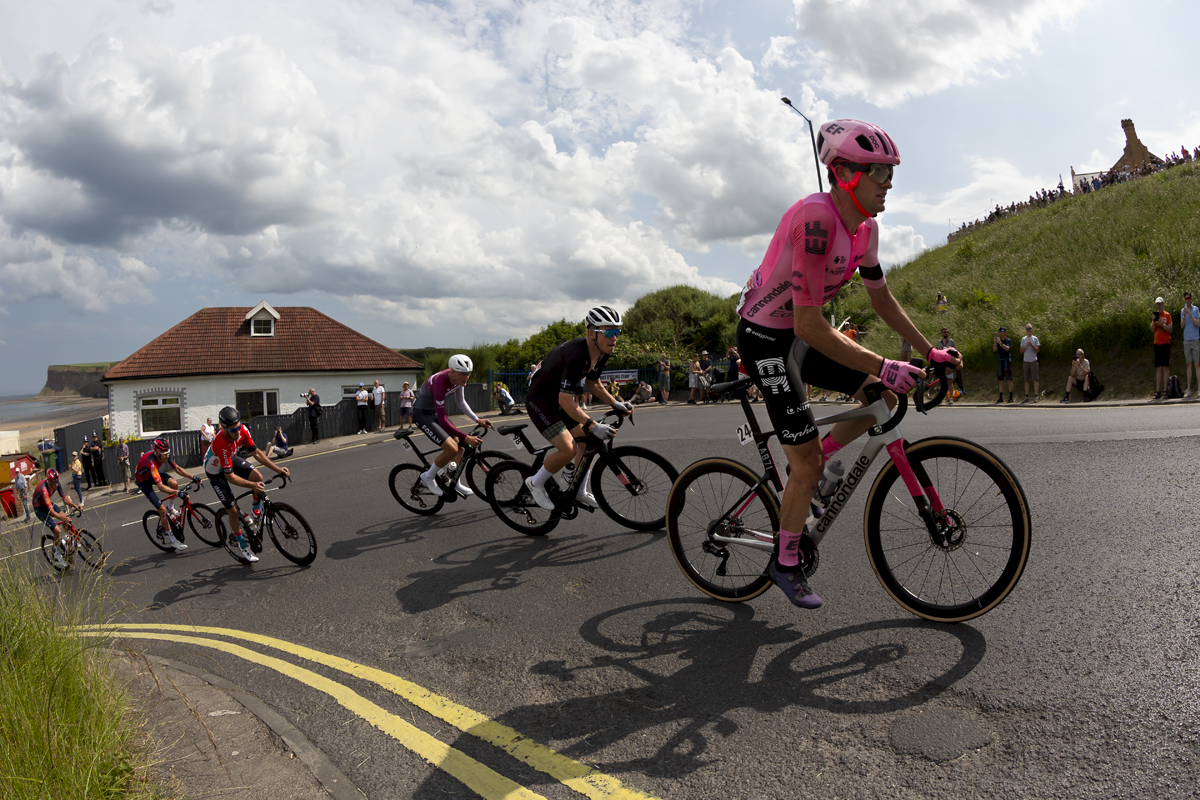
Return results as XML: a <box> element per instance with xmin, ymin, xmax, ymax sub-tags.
<box><xmin>393</xmin><ymin>528</ymin><xmax>660</xmax><ymax>614</ymax></box>
<box><xmin>423</xmin><ymin>598</ymin><xmax>987</xmax><ymax>787</ymax></box>
<box><xmin>323</xmin><ymin>508</ymin><xmax>496</xmax><ymax>561</ymax></box>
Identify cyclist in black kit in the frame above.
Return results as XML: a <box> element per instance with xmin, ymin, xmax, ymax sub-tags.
<box><xmin>523</xmin><ymin>306</ymin><xmax>633</xmax><ymax>510</ymax></box>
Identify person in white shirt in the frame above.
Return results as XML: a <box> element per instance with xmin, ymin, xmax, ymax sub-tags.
<box><xmin>1181</xmin><ymin>291</ymin><xmax>1200</xmax><ymax>397</ymax></box>
<box><xmin>201</xmin><ymin>417</ymin><xmax>216</xmax><ymax>446</ymax></box>
<box><xmin>1061</xmin><ymin>349</ymin><xmax>1092</xmax><ymax>403</ymax></box>
<box><xmin>355</xmin><ymin>383</ymin><xmax>370</xmax><ymax>434</ymax></box>
<box><xmin>1020</xmin><ymin>323</ymin><xmax>1041</xmax><ymax>402</ymax></box>
<box><xmin>372</xmin><ymin>379</ymin><xmax>386</xmax><ymax>432</ymax></box>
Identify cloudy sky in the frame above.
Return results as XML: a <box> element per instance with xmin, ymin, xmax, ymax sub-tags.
<box><xmin>2</xmin><ymin>0</ymin><xmax>1197</xmax><ymax>394</ymax></box>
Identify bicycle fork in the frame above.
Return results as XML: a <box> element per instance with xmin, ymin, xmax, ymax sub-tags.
<box><xmin>884</xmin><ymin>440</ymin><xmax>959</xmax><ymax>547</ymax></box>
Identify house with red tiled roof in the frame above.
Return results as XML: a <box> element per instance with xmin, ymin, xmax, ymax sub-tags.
<box><xmin>103</xmin><ymin>301</ymin><xmax>421</xmax><ymax>438</ymax></box>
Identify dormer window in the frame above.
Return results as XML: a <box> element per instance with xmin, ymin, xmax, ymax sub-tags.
<box><xmin>245</xmin><ymin>300</ymin><xmax>280</xmax><ymax>337</ymax></box>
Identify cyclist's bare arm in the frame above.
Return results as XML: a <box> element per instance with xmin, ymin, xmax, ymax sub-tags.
<box><xmin>793</xmin><ymin>305</ymin><xmax>889</xmax><ymax>375</ymax></box>
<box><xmin>172</xmin><ymin>464</ymin><xmax>197</xmax><ymax>483</ymax></box>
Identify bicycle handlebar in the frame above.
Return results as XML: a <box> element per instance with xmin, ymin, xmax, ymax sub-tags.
<box><xmin>913</xmin><ymin>355</ymin><xmax>952</xmax><ymax>414</ymax></box>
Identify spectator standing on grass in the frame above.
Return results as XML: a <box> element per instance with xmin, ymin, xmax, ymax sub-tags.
<box><xmin>1061</xmin><ymin>349</ymin><xmax>1092</xmax><ymax>403</ymax></box>
<box><xmin>373</xmin><ymin>379</ymin><xmax>386</xmax><ymax>432</ymax></box>
<box><xmin>1181</xmin><ymin>291</ymin><xmax>1200</xmax><ymax>398</ymax></box>
<box><xmin>657</xmin><ymin>352</ymin><xmax>671</xmax><ymax>403</ymax></box>
<box><xmin>356</xmin><ymin>382</ymin><xmax>370</xmax><ymax>434</ymax></box>
<box><xmin>1021</xmin><ymin>323</ymin><xmax>1041</xmax><ymax>402</ymax></box>
<box><xmin>935</xmin><ymin>292</ymin><xmax>949</xmax><ymax>314</ymax></box>
<box><xmin>14</xmin><ymin>468</ymin><xmax>31</xmax><ymax>522</ymax></box>
<box><xmin>398</xmin><ymin>381</ymin><xmax>415</xmax><ymax>429</ymax></box>
<box><xmin>305</xmin><ymin>388</ymin><xmax>322</xmax><ymax>444</ymax></box>
<box><xmin>117</xmin><ymin>437</ymin><xmax>131</xmax><ymax>493</ymax></box>
<box><xmin>70</xmin><ymin>451</ymin><xmax>85</xmax><ymax>504</ymax></box>
<box><xmin>1153</xmin><ymin>296</ymin><xmax>1173</xmax><ymax>400</ymax></box>
<box><xmin>994</xmin><ymin>327</ymin><xmax>1013</xmax><ymax>403</ymax></box>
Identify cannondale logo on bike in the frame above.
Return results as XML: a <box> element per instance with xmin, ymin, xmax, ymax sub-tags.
<box><xmin>815</xmin><ymin>455</ymin><xmax>871</xmax><ymax>535</ymax></box>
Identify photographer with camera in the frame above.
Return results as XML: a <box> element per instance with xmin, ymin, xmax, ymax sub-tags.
<box><xmin>1061</xmin><ymin>349</ymin><xmax>1093</xmax><ymax>403</ymax></box>
<box><xmin>303</xmin><ymin>388</ymin><xmax>322</xmax><ymax>443</ymax></box>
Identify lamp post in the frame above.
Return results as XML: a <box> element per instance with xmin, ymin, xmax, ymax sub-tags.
<box><xmin>781</xmin><ymin>97</ymin><xmax>823</xmax><ymax>193</ymax></box>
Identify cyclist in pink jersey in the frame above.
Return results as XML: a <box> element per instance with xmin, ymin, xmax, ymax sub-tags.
<box><xmin>411</xmin><ymin>354</ymin><xmax>493</xmax><ymax>498</ymax></box>
<box><xmin>735</xmin><ymin>119</ymin><xmax>962</xmax><ymax>610</ymax></box>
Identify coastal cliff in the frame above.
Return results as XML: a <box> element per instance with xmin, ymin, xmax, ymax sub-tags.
<box><xmin>39</xmin><ymin>364</ymin><xmax>115</xmax><ymax>398</ymax></box>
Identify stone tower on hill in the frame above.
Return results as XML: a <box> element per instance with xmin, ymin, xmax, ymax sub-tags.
<box><xmin>1112</xmin><ymin>119</ymin><xmax>1163</xmax><ymax>171</ymax></box>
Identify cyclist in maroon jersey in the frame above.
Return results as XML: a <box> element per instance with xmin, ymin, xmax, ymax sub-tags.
<box><xmin>735</xmin><ymin>119</ymin><xmax>962</xmax><ymax>609</ymax></box>
<box><xmin>134</xmin><ymin>437</ymin><xmax>200</xmax><ymax>551</ymax></box>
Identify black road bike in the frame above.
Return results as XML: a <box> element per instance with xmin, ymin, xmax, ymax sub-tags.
<box><xmin>216</xmin><ymin>475</ymin><xmax>316</xmax><ymax>566</ymax></box>
<box><xmin>485</xmin><ymin>412</ymin><xmax>677</xmax><ymax>536</ymax></box>
<box><xmin>666</xmin><ymin>361</ymin><xmax>1031</xmax><ymax>623</ymax></box>
<box><xmin>389</xmin><ymin>424</ymin><xmax>511</xmax><ymax>515</ymax></box>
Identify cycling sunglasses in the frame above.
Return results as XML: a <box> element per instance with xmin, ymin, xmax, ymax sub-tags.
<box><xmin>839</xmin><ymin>162</ymin><xmax>894</xmax><ymax>184</ymax></box>
<box><xmin>593</xmin><ymin>328</ymin><xmax>621</xmax><ymax>339</ymax></box>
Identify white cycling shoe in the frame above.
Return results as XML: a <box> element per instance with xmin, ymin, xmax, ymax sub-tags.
<box><xmin>455</xmin><ymin>478</ymin><xmax>474</xmax><ymax>498</ymax></box>
<box><xmin>524</xmin><ymin>477</ymin><xmax>555</xmax><ymax>511</ymax></box>
<box><xmin>166</xmin><ymin>530</ymin><xmax>188</xmax><ymax>551</ymax></box>
<box><xmin>575</xmin><ymin>487</ymin><xmax>599</xmax><ymax>508</ymax></box>
<box><xmin>421</xmin><ymin>471</ymin><xmax>443</xmax><ymax>497</ymax></box>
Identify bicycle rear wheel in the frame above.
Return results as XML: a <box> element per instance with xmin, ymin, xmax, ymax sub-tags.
<box><xmin>666</xmin><ymin>458</ymin><xmax>777</xmax><ymax>601</ymax></box>
<box><xmin>466</xmin><ymin>450</ymin><xmax>511</xmax><ymax>500</ymax></box>
<box><xmin>864</xmin><ymin>437</ymin><xmax>1031</xmax><ymax>622</ymax></box>
<box><xmin>142</xmin><ymin>510</ymin><xmax>178</xmax><ymax>552</ymax></box>
<box><xmin>74</xmin><ymin>530</ymin><xmax>105</xmax><ymax>570</ymax></box>
<box><xmin>592</xmin><ymin>446</ymin><xmax>677</xmax><ymax>531</ymax></box>
<box><xmin>266</xmin><ymin>503</ymin><xmax>317</xmax><ymax>565</ymax></box>
<box><xmin>41</xmin><ymin>534</ymin><xmax>67</xmax><ymax>571</ymax></box>
<box><xmin>389</xmin><ymin>463</ymin><xmax>445</xmax><ymax>515</ymax></box>
<box><xmin>485</xmin><ymin>460</ymin><xmax>559</xmax><ymax>536</ymax></box>
<box><xmin>186</xmin><ymin>503</ymin><xmax>222</xmax><ymax>547</ymax></box>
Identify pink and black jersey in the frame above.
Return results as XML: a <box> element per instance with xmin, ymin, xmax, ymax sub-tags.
<box><xmin>736</xmin><ymin>193</ymin><xmax>884</xmax><ymax>329</ymax></box>
<box><xmin>204</xmin><ymin>424</ymin><xmax>256</xmax><ymax>475</ymax></box>
<box><xmin>413</xmin><ymin>369</ymin><xmax>479</xmax><ymax>439</ymax></box>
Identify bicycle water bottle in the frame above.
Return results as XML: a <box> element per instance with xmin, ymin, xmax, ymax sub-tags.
<box><xmin>562</xmin><ymin>462</ymin><xmax>576</xmax><ymax>487</ymax></box>
<box><xmin>242</xmin><ymin>511</ymin><xmax>256</xmax><ymax>531</ymax></box>
<box><xmin>817</xmin><ymin>459</ymin><xmax>845</xmax><ymax>501</ymax></box>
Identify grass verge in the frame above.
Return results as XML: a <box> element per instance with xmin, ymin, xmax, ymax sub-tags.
<box><xmin>0</xmin><ymin>550</ymin><xmax>162</xmax><ymax>799</ymax></box>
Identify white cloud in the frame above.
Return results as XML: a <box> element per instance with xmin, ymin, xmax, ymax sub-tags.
<box><xmin>878</xmin><ymin>224</ymin><xmax>925</xmax><ymax>267</ymax></box>
<box><xmin>792</xmin><ymin>0</ymin><xmax>1089</xmax><ymax>106</ymax></box>
<box><xmin>891</xmin><ymin>157</ymin><xmax>1050</xmax><ymax>226</ymax></box>
<box><xmin>761</xmin><ymin>36</ymin><xmax>800</xmax><ymax>71</ymax></box>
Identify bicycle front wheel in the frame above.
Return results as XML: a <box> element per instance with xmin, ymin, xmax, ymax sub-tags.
<box><xmin>74</xmin><ymin>530</ymin><xmax>105</xmax><ymax>570</ymax></box>
<box><xmin>186</xmin><ymin>503</ymin><xmax>222</xmax><ymax>547</ymax></box>
<box><xmin>466</xmin><ymin>450</ymin><xmax>512</xmax><ymax>500</ymax></box>
<box><xmin>389</xmin><ymin>464</ymin><xmax>445</xmax><ymax>515</ymax></box>
<box><xmin>485</xmin><ymin>460</ymin><xmax>559</xmax><ymax>536</ymax></box>
<box><xmin>864</xmin><ymin>437</ymin><xmax>1032</xmax><ymax>622</ymax></box>
<box><xmin>592</xmin><ymin>446</ymin><xmax>677</xmax><ymax>531</ymax></box>
<box><xmin>666</xmin><ymin>459</ymin><xmax>777</xmax><ymax>601</ymax></box>
<box><xmin>266</xmin><ymin>503</ymin><xmax>317</xmax><ymax>565</ymax></box>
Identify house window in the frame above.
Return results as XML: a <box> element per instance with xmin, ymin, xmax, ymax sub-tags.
<box><xmin>251</xmin><ymin>318</ymin><xmax>274</xmax><ymax>337</ymax></box>
<box><xmin>140</xmin><ymin>396</ymin><xmax>182</xmax><ymax>435</ymax></box>
<box><xmin>235</xmin><ymin>390</ymin><xmax>279</xmax><ymax>422</ymax></box>
<box><xmin>342</xmin><ymin>385</ymin><xmax>360</xmax><ymax>399</ymax></box>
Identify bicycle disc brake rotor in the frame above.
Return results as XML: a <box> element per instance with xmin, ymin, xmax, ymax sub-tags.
<box><xmin>933</xmin><ymin>510</ymin><xmax>967</xmax><ymax>550</ymax></box>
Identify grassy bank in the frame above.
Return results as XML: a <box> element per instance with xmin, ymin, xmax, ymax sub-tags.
<box><xmin>0</xmin><ymin>556</ymin><xmax>161</xmax><ymax>799</ymax></box>
<box><xmin>837</xmin><ymin>161</ymin><xmax>1200</xmax><ymax>398</ymax></box>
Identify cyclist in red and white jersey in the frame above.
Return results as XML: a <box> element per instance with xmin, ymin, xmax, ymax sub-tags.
<box><xmin>735</xmin><ymin>119</ymin><xmax>962</xmax><ymax>610</ymax></box>
<box><xmin>204</xmin><ymin>406</ymin><xmax>290</xmax><ymax>563</ymax></box>
<box><xmin>134</xmin><ymin>437</ymin><xmax>199</xmax><ymax>551</ymax></box>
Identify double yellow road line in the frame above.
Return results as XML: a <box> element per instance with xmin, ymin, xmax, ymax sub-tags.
<box><xmin>79</xmin><ymin>623</ymin><xmax>660</xmax><ymax>800</ymax></box>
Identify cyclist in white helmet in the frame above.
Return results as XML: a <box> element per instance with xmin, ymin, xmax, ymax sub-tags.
<box><xmin>412</xmin><ymin>354</ymin><xmax>492</xmax><ymax>497</ymax></box>
<box><xmin>735</xmin><ymin>119</ymin><xmax>962</xmax><ymax>610</ymax></box>
<box><xmin>523</xmin><ymin>306</ymin><xmax>633</xmax><ymax>510</ymax></box>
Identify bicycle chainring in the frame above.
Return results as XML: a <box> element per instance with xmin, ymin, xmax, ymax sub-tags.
<box><xmin>798</xmin><ymin>533</ymin><xmax>820</xmax><ymax>578</ymax></box>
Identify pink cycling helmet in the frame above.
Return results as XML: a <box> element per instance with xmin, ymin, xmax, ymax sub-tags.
<box><xmin>816</xmin><ymin>119</ymin><xmax>900</xmax><ymax>166</ymax></box>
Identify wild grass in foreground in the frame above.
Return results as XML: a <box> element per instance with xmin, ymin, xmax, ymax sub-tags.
<box><xmin>0</xmin><ymin>551</ymin><xmax>162</xmax><ymax>799</ymax></box>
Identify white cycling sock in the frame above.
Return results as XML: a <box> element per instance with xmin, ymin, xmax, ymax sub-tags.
<box><xmin>531</xmin><ymin>465</ymin><xmax>554</xmax><ymax>488</ymax></box>
<box><xmin>422</xmin><ymin>464</ymin><xmax>438</xmax><ymax>481</ymax></box>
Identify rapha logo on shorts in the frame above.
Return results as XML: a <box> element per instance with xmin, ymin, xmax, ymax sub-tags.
<box><xmin>780</xmin><ymin>424</ymin><xmax>815</xmax><ymax>442</ymax></box>
<box><xmin>756</xmin><ymin>357</ymin><xmax>791</xmax><ymax>394</ymax></box>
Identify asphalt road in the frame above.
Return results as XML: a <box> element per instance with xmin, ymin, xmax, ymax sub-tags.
<box><xmin>42</xmin><ymin>400</ymin><xmax>1200</xmax><ymax>798</ymax></box>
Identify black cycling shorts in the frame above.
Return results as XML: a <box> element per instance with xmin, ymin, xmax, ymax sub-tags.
<box><xmin>736</xmin><ymin>317</ymin><xmax>870</xmax><ymax>446</ymax></box>
<box><xmin>205</xmin><ymin>456</ymin><xmax>256</xmax><ymax>509</ymax></box>
<box><xmin>413</xmin><ymin>409</ymin><xmax>458</xmax><ymax>447</ymax></box>
<box><xmin>526</xmin><ymin>395</ymin><xmax>579</xmax><ymax>443</ymax></box>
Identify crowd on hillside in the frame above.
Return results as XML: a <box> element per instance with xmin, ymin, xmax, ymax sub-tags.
<box><xmin>953</xmin><ymin>144</ymin><xmax>1200</xmax><ymax>237</ymax></box>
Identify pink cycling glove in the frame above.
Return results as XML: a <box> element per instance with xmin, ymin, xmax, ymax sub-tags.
<box><xmin>879</xmin><ymin>358</ymin><xmax>923</xmax><ymax>393</ymax></box>
<box><xmin>927</xmin><ymin>347</ymin><xmax>959</xmax><ymax>366</ymax></box>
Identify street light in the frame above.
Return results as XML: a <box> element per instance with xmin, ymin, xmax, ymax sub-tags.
<box><xmin>781</xmin><ymin>97</ymin><xmax>823</xmax><ymax>193</ymax></box>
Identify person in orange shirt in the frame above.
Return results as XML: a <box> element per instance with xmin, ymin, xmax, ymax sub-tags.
<box><xmin>1153</xmin><ymin>296</ymin><xmax>1174</xmax><ymax>400</ymax></box>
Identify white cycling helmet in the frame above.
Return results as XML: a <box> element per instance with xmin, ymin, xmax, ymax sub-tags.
<box><xmin>448</xmin><ymin>354</ymin><xmax>473</xmax><ymax>374</ymax></box>
<box><xmin>585</xmin><ymin>306</ymin><xmax>622</xmax><ymax>328</ymax></box>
